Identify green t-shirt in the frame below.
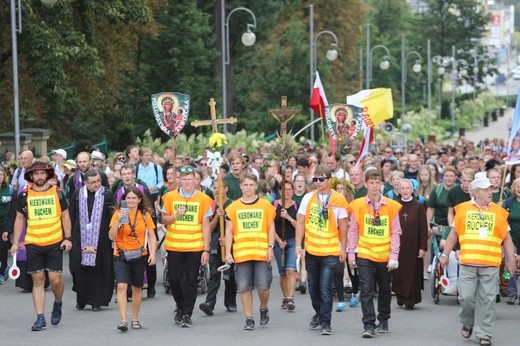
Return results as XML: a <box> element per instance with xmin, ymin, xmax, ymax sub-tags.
<box><xmin>504</xmin><ymin>198</ymin><xmax>520</xmax><ymax>246</ymax></box>
<box><xmin>382</xmin><ymin>181</ymin><xmax>393</xmax><ymax>196</ymax></box>
<box><xmin>354</xmin><ymin>186</ymin><xmax>368</xmax><ymax>199</ymax></box>
<box><xmin>428</xmin><ymin>184</ymin><xmax>451</xmax><ymax>226</ymax></box>
<box><xmin>446</xmin><ymin>184</ymin><xmax>470</xmax><ymax>208</ymax></box>
<box><xmin>492</xmin><ymin>187</ymin><xmax>512</xmax><ymax>203</ymax></box>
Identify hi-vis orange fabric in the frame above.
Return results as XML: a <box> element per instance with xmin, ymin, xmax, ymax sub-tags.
<box><xmin>226</xmin><ymin>198</ymin><xmax>275</xmax><ymax>263</ymax></box>
<box><xmin>303</xmin><ymin>190</ymin><xmax>348</xmax><ymax>257</ymax></box>
<box><xmin>25</xmin><ymin>186</ymin><xmax>63</xmax><ymax>246</ymax></box>
<box><xmin>162</xmin><ymin>190</ymin><xmax>212</xmax><ymax>252</ymax></box>
<box><xmin>348</xmin><ymin>197</ymin><xmax>401</xmax><ymax>262</ymax></box>
<box><xmin>454</xmin><ymin>201</ymin><xmax>508</xmax><ymax>267</ymax></box>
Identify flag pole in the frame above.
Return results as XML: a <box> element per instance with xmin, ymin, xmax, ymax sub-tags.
<box><xmin>319</xmin><ymin>105</ymin><xmax>326</xmax><ymax>147</ymax></box>
<box><xmin>171</xmin><ymin>137</ymin><xmax>177</xmax><ymax>189</ymax></box>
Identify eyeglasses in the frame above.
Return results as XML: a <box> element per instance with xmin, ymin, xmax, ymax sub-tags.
<box><xmin>312</xmin><ymin>177</ymin><xmax>327</xmax><ymax>182</ymax></box>
<box><xmin>349</xmin><ymin>160</ymin><xmax>356</xmax><ymax>164</ymax></box>
<box><xmin>179</xmin><ymin>167</ymin><xmax>195</xmax><ymax>174</ymax></box>
<box><xmin>385</xmin><ymin>150</ymin><xmax>393</xmax><ymax>154</ymax></box>
<box><xmin>199</xmin><ymin>163</ymin><xmax>207</xmax><ymax>166</ymax></box>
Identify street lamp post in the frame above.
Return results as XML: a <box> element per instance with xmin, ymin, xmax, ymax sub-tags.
<box><xmin>400</xmin><ymin>34</ymin><xmax>422</xmax><ymax>125</ymax></box>
<box><xmin>450</xmin><ymin>45</ymin><xmax>469</xmax><ymax>133</ymax></box>
<box><xmin>366</xmin><ymin>23</ymin><xmax>390</xmax><ymax>90</ymax></box>
<box><xmin>309</xmin><ymin>4</ymin><xmax>338</xmax><ymax>143</ymax></box>
<box><xmin>10</xmin><ymin>0</ymin><xmax>58</xmax><ymax>156</ymax></box>
<box><xmin>221</xmin><ymin>0</ymin><xmax>257</xmax><ymax>133</ymax></box>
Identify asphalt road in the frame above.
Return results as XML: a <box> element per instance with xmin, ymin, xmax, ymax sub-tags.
<box><xmin>1</xmin><ymin>253</ymin><xmax>519</xmax><ymax>346</ymax></box>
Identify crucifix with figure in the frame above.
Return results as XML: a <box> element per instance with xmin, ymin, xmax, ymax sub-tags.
<box><xmin>191</xmin><ymin>98</ymin><xmax>237</xmax><ymax>261</ymax></box>
<box><xmin>268</xmin><ymin>96</ymin><xmax>299</xmax><ymax>262</ymax></box>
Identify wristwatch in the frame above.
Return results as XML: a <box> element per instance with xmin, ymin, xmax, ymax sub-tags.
<box><xmin>268</xmin><ymin>245</ymin><xmax>275</xmax><ymax>249</ymax></box>
<box><xmin>63</xmin><ymin>236</ymin><xmax>72</xmax><ymax>242</ymax></box>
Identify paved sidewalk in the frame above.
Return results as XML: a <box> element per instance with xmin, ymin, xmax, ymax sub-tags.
<box><xmin>462</xmin><ymin>107</ymin><xmax>512</xmax><ymax>144</ymax></box>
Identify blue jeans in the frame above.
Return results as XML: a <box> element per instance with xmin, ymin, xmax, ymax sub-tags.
<box><xmin>357</xmin><ymin>257</ymin><xmax>392</xmax><ymax>329</ymax></box>
<box><xmin>305</xmin><ymin>253</ymin><xmax>338</xmax><ymax>324</ymax></box>
<box><xmin>506</xmin><ymin>245</ymin><xmax>518</xmax><ymax>297</ymax></box>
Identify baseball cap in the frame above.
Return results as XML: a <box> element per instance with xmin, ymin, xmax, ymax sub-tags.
<box><xmin>470</xmin><ymin>177</ymin><xmax>492</xmax><ymax>190</ymax></box>
<box><xmin>51</xmin><ymin>149</ymin><xmax>67</xmax><ymax>159</ymax></box>
<box><xmin>91</xmin><ymin>150</ymin><xmax>104</xmax><ymax>161</ymax></box>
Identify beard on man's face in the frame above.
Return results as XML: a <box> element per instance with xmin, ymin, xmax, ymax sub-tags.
<box><xmin>34</xmin><ymin>178</ymin><xmax>47</xmax><ymax>187</ymax></box>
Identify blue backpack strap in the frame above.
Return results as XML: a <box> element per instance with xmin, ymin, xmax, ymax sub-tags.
<box><xmin>9</xmin><ymin>185</ymin><xmax>13</xmax><ymax>196</ymax></box>
<box><xmin>505</xmin><ymin>196</ymin><xmax>515</xmax><ymax>212</ymax></box>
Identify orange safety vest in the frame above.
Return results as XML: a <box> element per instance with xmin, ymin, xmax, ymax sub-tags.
<box><xmin>162</xmin><ymin>189</ymin><xmax>212</xmax><ymax>252</ymax></box>
<box><xmin>454</xmin><ymin>201</ymin><xmax>508</xmax><ymax>267</ymax></box>
<box><xmin>348</xmin><ymin>196</ymin><xmax>401</xmax><ymax>262</ymax></box>
<box><xmin>25</xmin><ymin>186</ymin><xmax>63</xmax><ymax>246</ymax></box>
<box><xmin>304</xmin><ymin>190</ymin><xmax>349</xmax><ymax>257</ymax></box>
<box><xmin>226</xmin><ymin>198</ymin><xmax>276</xmax><ymax>263</ymax></box>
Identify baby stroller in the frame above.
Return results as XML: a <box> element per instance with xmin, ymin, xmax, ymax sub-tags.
<box><xmin>430</xmin><ymin>252</ymin><xmax>460</xmax><ymax>304</ymax></box>
<box><xmin>162</xmin><ymin>255</ymin><xmax>209</xmax><ymax>295</ymax></box>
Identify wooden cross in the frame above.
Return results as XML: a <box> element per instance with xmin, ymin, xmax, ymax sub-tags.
<box><xmin>191</xmin><ymin>98</ymin><xmax>237</xmax><ymax>133</ymax></box>
<box><xmin>191</xmin><ymin>98</ymin><xmax>237</xmax><ymax>262</ymax></box>
<box><xmin>403</xmin><ymin>212</ymin><xmax>408</xmax><ymax>221</ymax></box>
<box><xmin>268</xmin><ymin>96</ymin><xmax>299</xmax><ymax>136</ymax></box>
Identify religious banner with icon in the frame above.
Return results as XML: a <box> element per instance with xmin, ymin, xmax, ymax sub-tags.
<box><xmin>151</xmin><ymin>92</ymin><xmax>190</xmax><ymax>138</ymax></box>
<box><xmin>324</xmin><ymin>103</ymin><xmax>363</xmax><ymax>154</ymax></box>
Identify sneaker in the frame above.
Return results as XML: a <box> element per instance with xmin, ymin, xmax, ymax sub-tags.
<box><xmin>226</xmin><ymin>305</ymin><xmax>237</xmax><ymax>313</ymax></box>
<box><xmin>31</xmin><ymin>316</ymin><xmax>46</xmax><ymax>331</ymax></box>
<box><xmin>286</xmin><ymin>297</ymin><xmax>295</xmax><ymax>311</ymax></box>
<box><xmin>320</xmin><ymin>322</ymin><xmax>332</xmax><ymax>335</ymax></box>
<box><xmin>309</xmin><ymin>314</ymin><xmax>320</xmax><ymax>330</ymax></box>
<box><xmin>281</xmin><ymin>297</ymin><xmax>288</xmax><ymax>309</ymax></box>
<box><xmin>507</xmin><ymin>296</ymin><xmax>517</xmax><ymax>305</ymax></box>
<box><xmin>199</xmin><ymin>302</ymin><xmax>214</xmax><ymax>316</ymax></box>
<box><xmin>259</xmin><ymin>308</ymin><xmax>269</xmax><ymax>326</ymax></box>
<box><xmin>51</xmin><ymin>301</ymin><xmax>62</xmax><ymax>325</ymax></box>
<box><xmin>181</xmin><ymin>314</ymin><xmax>193</xmax><ymax>328</ymax></box>
<box><xmin>174</xmin><ymin>309</ymin><xmax>183</xmax><ymax>325</ymax></box>
<box><xmin>375</xmin><ymin>320</ymin><xmax>389</xmax><ymax>333</ymax></box>
<box><xmin>362</xmin><ymin>327</ymin><xmax>375</xmax><ymax>338</ymax></box>
<box><xmin>244</xmin><ymin>317</ymin><xmax>255</xmax><ymax>330</ymax></box>
<box><xmin>427</xmin><ymin>264</ymin><xmax>433</xmax><ymax>273</ymax></box>
<box><xmin>336</xmin><ymin>301</ymin><xmax>346</xmax><ymax>312</ymax></box>
<box><xmin>349</xmin><ymin>294</ymin><xmax>359</xmax><ymax>308</ymax></box>
<box><xmin>0</xmin><ymin>274</ymin><xmax>5</xmax><ymax>284</ymax></box>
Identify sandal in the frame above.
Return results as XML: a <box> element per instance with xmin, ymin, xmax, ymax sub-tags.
<box><xmin>117</xmin><ymin>321</ymin><xmax>128</xmax><ymax>332</ymax></box>
<box><xmin>461</xmin><ymin>325</ymin><xmax>472</xmax><ymax>339</ymax></box>
<box><xmin>479</xmin><ymin>339</ymin><xmax>492</xmax><ymax>346</ymax></box>
<box><xmin>131</xmin><ymin>319</ymin><xmax>142</xmax><ymax>330</ymax></box>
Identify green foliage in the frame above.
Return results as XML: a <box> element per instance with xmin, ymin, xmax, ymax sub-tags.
<box><xmin>134</xmin><ymin>129</ymin><xmax>268</xmax><ymax>158</ymax></box>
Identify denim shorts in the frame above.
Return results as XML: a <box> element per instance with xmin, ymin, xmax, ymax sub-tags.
<box><xmin>273</xmin><ymin>237</ymin><xmax>297</xmax><ymax>274</ymax></box>
<box><xmin>234</xmin><ymin>261</ymin><xmax>273</xmax><ymax>292</ymax></box>
<box><xmin>26</xmin><ymin>243</ymin><xmax>63</xmax><ymax>274</ymax></box>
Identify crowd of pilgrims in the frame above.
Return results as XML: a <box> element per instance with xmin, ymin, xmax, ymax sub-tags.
<box><xmin>0</xmin><ymin>133</ymin><xmax>518</xmax><ymax>326</ymax></box>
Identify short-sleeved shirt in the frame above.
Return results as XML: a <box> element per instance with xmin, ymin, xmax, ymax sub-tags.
<box><xmin>504</xmin><ymin>198</ymin><xmax>520</xmax><ymax>247</ymax></box>
<box><xmin>446</xmin><ymin>184</ymin><xmax>470</xmax><ymax>208</ymax></box>
<box><xmin>428</xmin><ymin>184</ymin><xmax>450</xmax><ymax>226</ymax></box>
<box><xmin>109</xmin><ymin>210</ymin><xmax>155</xmax><ymax>255</ymax></box>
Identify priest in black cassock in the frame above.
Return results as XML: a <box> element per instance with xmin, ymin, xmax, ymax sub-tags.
<box><xmin>392</xmin><ymin>179</ymin><xmax>428</xmax><ymax>310</ymax></box>
<box><xmin>69</xmin><ymin>169</ymin><xmax>116</xmax><ymax>310</ymax></box>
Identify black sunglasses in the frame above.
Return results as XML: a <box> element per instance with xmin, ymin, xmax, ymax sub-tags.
<box><xmin>312</xmin><ymin>177</ymin><xmax>327</xmax><ymax>182</ymax></box>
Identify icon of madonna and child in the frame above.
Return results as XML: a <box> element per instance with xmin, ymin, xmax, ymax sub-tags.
<box><xmin>326</xmin><ymin>103</ymin><xmax>361</xmax><ymax>140</ymax></box>
<box><xmin>151</xmin><ymin>92</ymin><xmax>190</xmax><ymax>137</ymax></box>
